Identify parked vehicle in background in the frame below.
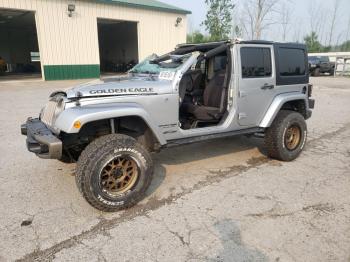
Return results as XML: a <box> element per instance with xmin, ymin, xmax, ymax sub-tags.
<box><xmin>308</xmin><ymin>55</ymin><xmax>335</xmax><ymax>76</ymax></box>
<box><xmin>21</xmin><ymin>39</ymin><xmax>315</xmax><ymax>212</ymax></box>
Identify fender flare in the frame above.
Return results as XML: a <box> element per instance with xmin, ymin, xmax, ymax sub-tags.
<box><xmin>259</xmin><ymin>93</ymin><xmax>308</xmax><ymax>128</ymax></box>
<box><xmin>55</xmin><ymin>102</ymin><xmax>167</xmax><ymax>145</ymax></box>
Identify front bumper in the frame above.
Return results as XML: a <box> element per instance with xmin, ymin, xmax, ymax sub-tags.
<box><xmin>308</xmin><ymin>98</ymin><xmax>315</xmax><ymax>109</ymax></box>
<box><xmin>21</xmin><ymin>118</ymin><xmax>62</xmax><ymax>159</ymax></box>
<box><xmin>309</xmin><ymin>64</ymin><xmax>317</xmax><ymax>72</ymax></box>
<box><xmin>306</xmin><ymin>98</ymin><xmax>315</xmax><ymax>119</ymax></box>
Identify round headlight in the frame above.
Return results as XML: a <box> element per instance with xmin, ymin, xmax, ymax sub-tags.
<box><xmin>55</xmin><ymin>97</ymin><xmax>65</xmax><ymax>113</ymax></box>
<box><xmin>52</xmin><ymin>95</ymin><xmax>65</xmax><ymax>124</ymax></box>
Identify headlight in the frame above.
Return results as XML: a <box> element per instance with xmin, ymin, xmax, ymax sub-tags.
<box><xmin>51</xmin><ymin>95</ymin><xmax>65</xmax><ymax>125</ymax></box>
<box><xmin>54</xmin><ymin>97</ymin><xmax>65</xmax><ymax>117</ymax></box>
<box><xmin>41</xmin><ymin>94</ymin><xmax>66</xmax><ymax>130</ymax></box>
<box><xmin>310</xmin><ymin>64</ymin><xmax>316</xmax><ymax>68</ymax></box>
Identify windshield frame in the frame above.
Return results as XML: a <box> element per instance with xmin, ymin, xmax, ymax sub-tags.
<box><xmin>129</xmin><ymin>53</ymin><xmax>192</xmax><ymax>75</ymax></box>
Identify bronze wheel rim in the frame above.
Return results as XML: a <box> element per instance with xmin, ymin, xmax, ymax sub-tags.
<box><xmin>285</xmin><ymin>125</ymin><xmax>301</xmax><ymax>151</ymax></box>
<box><xmin>100</xmin><ymin>156</ymin><xmax>139</xmax><ymax>196</ymax></box>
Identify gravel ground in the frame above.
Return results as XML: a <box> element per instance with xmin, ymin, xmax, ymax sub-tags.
<box><xmin>0</xmin><ymin>76</ymin><xmax>349</xmax><ymax>262</ymax></box>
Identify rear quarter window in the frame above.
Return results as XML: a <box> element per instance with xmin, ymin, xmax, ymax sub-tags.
<box><xmin>275</xmin><ymin>44</ymin><xmax>309</xmax><ymax>85</ymax></box>
<box><xmin>278</xmin><ymin>48</ymin><xmax>306</xmax><ymax>76</ymax></box>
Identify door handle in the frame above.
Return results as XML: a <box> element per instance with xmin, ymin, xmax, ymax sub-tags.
<box><xmin>261</xmin><ymin>84</ymin><xmax>274</xmax><ymax>90</ymax></box>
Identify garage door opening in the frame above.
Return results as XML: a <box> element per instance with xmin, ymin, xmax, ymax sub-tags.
<box><xmin>97</xmin><ymin>18</ymin><xmax>139</xmax><ymax>76</ymax></box>
<box><xmin>0</xmin><ymin>8</ymin><xmax>41</xmax><ymax>81</ymax></box>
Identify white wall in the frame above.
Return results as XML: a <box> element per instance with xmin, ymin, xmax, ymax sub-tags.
<box><xmin>0</xmin><ymin>0</ymin><xmax>187</xmax><ymax>69</ymax></box>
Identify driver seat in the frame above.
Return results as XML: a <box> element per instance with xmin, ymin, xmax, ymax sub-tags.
<box><xmin>184</xmin><ymin>69</ymin><xmax>226</xmax><ymax>121</ymax></box>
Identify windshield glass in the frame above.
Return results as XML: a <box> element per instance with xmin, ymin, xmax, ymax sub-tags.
<box><xmin>308</xmin><ymin>56</ymin><xmax>319</xmax><ymax>62</ymax></box>
<box><xmin>130</xmin><ymin>54</ymin><xmax>190</xmax><ymax>75</ymax></box>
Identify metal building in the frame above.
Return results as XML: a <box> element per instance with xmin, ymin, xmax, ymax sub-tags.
<box><xmin>0</xmin><ymin>0</ymin><xmax>190</xmax><ymax>80</ymax></box>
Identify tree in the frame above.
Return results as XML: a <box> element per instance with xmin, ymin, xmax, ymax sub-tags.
<box><xmin>304</xmin><ymin>31</ymin><xmax>322</xmax><ymax>52</ymax></box>
<box><xmin>230</xmin><ymin>7</ymin><xmax>243</xmax><ymax>39</ymax></box>
<box><xmin>187</xmin><ymin>31</ymin><xmax>210</xmax><ymax>44</ymax></box>
<box><xmin>233</xmin><ymin>25</ymin><xmax>243</xmax><ymax>38</ymax></box>
<box><xmin>328</xmin><ymin>0</ymin><xmax>341</xmax><ymax>46</ymax></box>
<box><xmin>202</xmin><ymin>0</ymin><xmax>235</xmax><ymax>41</ymax></box>
<box><xmin>279</xmin><ymin>3</ymin><xmax>291</xmax><ymax>42</ymax></box>
<box><xmin>244</xmin><ymin>0</ymin><xmax>281</xmax><ymax>40</ymax></box>
<box><xmin>292</xmin><ymin>22</ymin><xmax>302</xmax><ymax>43</ymax></box>
<box><xmin>307</xmin><ymin>3</ymin><xmax>325</xmax><ymax>40</ymax></box>
<box><xmin>344</xmin><ymin>16</ymin><xmax>350</xmax><ymax>50</ymax></box>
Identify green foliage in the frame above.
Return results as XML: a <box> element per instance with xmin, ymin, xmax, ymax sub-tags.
<box><xmin>304</xmin><ymin>32</ymin><xmax>322</xmax><ymax>52</ymax></box>
<box><xmin>339</xmin><ymin>40</ymin><xmax>350</xmax><ymax>52</ymax></box>
<box><xmin>187</xmin><ymin>31</ymin><xmax>210</xmax><ymax>44</ymax></box>
<box><xmin>322</xmin><ymin>46</ymin><xmax>332</xmax><ymax>52</ymax></box>
<box><xmin>233</xmin><ymin>25</ymin><xmax>243</xmax><ymax>38</ymax></box>
<box><xmin>202</xmin><ymin>0</ymin><xmax>235</xmax><ymax>41</ymax></box>
<box><xmin>304</xmin><ymin>31</ymin><xmax>350</xmax><ymax>52</ymax></box>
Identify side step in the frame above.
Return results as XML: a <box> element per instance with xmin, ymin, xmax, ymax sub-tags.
<box><xmin>165</xmin><ymin>127</ymin><xmax>264</xmax><ymax>148</ymax></box>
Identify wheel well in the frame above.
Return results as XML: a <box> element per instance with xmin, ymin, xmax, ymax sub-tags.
<box><xmin>118</xmin><ymin>116</ymin><xmax>159</xmax><ymax>151</ymax></box>
<box><xmin>60</xmin><ymin>116</ymin><xmax>159</xmax><ymax>162</ymax></box>
<box><xmin>280</xmin><ymin>100</ymin><xmax>307</xmax><ymax>118</ymax></box>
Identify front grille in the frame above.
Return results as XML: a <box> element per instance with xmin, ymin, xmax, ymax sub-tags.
<box><xmin>41</xmin><ymin>100</ymin><xmax>59</xmax><ymax>127</ymax></box>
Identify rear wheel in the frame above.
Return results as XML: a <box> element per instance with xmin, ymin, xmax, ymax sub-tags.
<box><xmin>75</xmin><ymin>134</ymin><xmax>153</xmax><ymax>212</ymax></box>
<box><xmin>264</xmin><ymin>110</ymin><xmax>307</xmax><ymax>161</ymax></box>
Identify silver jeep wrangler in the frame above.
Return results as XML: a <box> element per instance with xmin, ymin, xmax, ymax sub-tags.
<box><xmin>21</xmin><ymin>40</ymin><xmax>315</xmax><ymax>211</ymax></box>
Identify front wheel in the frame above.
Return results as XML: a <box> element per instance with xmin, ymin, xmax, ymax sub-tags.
<box><xmin>313</xmin><ymin>68</ymin><xmax>320</xmax><ymax>76</ymax></box>
<box><xmin>75</xmin><ymin>134</ymin><xmax>154</xmax><ymax>212</ymax></box>
<box><xmin>264</xmin><ymin>110</ymin><xmax>307</xmax><ymax>161</ymax></box>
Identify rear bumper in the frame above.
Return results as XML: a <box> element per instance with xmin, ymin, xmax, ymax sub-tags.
<box><xmin>21</xmin><ymin>118</ymin><xmax>62</xmax><ymax>159</ymax></box>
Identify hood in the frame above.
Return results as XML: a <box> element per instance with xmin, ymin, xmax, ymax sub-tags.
<box><xmin>64</xmin><ymin>76</ymin><xmax>173</xmax><ymax>99</ymax></box>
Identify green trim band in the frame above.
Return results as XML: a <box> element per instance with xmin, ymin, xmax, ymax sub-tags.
<box><xmin>96</xmin><ymin>0</ymin><xmax>191</xmax><ymax>15</ymax></box>
<box><xmin>44</xmin><ymin>64</ymin><xmax>100</xmax><ymax>80</ymax></box>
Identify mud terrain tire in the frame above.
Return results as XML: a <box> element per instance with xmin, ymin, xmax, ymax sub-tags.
<box><xmin>264</xmin><ymin>110</ymin><xmax>307</xmax><ymax>161</ymax></box>
<box><xmin>75</xmin><ymin>134</ymin><xmax>153</xmax><ymax>212</ymax></box>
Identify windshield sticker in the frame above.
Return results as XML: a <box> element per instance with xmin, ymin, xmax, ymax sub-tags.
<box><xmin>159</xmin><ymin>71</ymin><xmax>175</xmax><ymax>81</ymax></box>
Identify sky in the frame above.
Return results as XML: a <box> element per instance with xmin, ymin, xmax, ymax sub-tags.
<box><xmin>161</xmin><ymin>0</ymin><xmax>350</xmax><ymax>45</ymax></box>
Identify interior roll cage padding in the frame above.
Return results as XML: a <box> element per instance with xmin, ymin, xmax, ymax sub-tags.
<box><xmin>151</xmin><ymin>42</ymin><xmax>231</xmax><ymax>64</ymax></box>
<box><xmin>176</xmin><ymin>40</ymin><xmax>230</xmax><ymax>49</ymax></box>
<box><xmin>197</xmin><ymin>44</ymin><xmax>229</xmax><ymax>62</ymax></box>
<box><xmin>150</xmin><ymin>47</ymin><xmax>197</xmax><ymax>64</ymax></box>
<box><xmin>218</xmin><ymin>46</ymin><xmax>232</xmax><ymax>115</ymax></box>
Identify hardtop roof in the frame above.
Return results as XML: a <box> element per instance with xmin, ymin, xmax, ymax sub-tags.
<box><xmin>177</xmin><ymin>39</ymin><xmax>306</xmax><ymax>50</ymax></box>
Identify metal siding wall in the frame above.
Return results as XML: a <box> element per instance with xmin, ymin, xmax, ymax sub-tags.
<box><xmin>0</xmin><ymin>0</ymin><xmax>187</xmax><ymax>79</ymax></box>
